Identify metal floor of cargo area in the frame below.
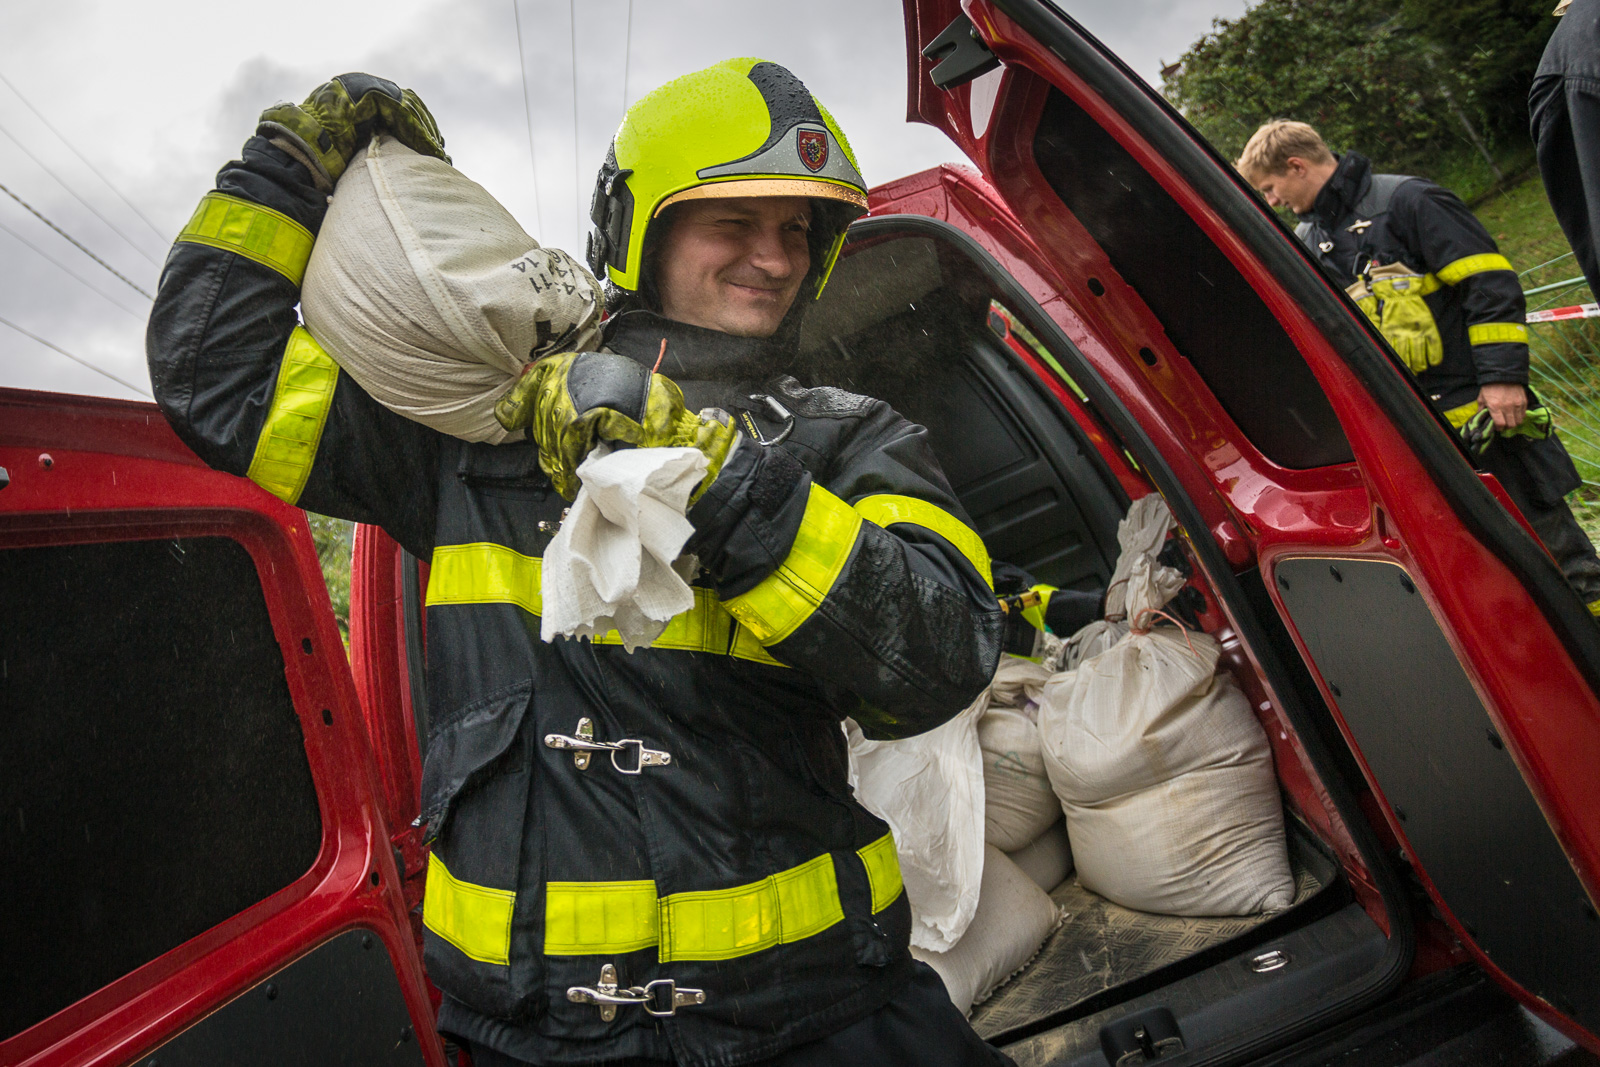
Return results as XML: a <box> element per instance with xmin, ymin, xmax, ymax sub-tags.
<box><xmin>969</xmin><ymin>843</ymin><xmax>1335</xmax><ymax>1040</ymax></box>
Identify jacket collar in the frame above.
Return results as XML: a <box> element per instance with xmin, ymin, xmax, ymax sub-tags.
<box><xmin>602</xmin><ymin>309</ymin><xmax>791</xmax><ymax>383</ymax></box>
<box><xmin>1303</xmin><ymin>151</ymin><xmax>1372</xmax><ymax>230</ymax></box>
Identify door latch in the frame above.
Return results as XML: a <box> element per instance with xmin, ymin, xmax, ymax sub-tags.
<box><xmin>923</xmin><ymin>12</ymin><xmax>1001</xmax><ymax>91</ymax></box>
<box><xmin>1100</xmin><ymin>1007</ymin><xmax>1184</xmax><ymax>1065</ymax></box>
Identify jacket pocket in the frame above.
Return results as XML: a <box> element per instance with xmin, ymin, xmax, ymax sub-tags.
<box><xmin>421</xmin><ymin>681</ymin><xmax>546</xmax><ymax>1020</ymax></box>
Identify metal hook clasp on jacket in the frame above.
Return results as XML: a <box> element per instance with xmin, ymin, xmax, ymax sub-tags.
<box><xmin>544</xmin><ymin>716</ymin><xmax>672</xmax><ymax>774</ymax></box>
<box><xmin>567</xmin><ymin>964</ymin><xmax>706</xmax><ymax>1020</ymax></box>
<box><xmin>743</xmin><ymin>394</ymin><xmax>795</xmax><ymax>446</ymax></box>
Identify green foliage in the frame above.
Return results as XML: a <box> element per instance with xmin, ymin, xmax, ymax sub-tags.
<box><xmin>306</xmin><ymin>511</ymin><xmax>354</xmax><ymax>647</ymax></box>
<box><xmin>1163</xmin><ymin>0</ymin><xmax>1556</xmax><ymax>193</ymax></box>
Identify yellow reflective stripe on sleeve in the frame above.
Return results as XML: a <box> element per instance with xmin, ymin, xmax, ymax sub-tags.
<box><xmin>427</xmin><ymin>543</ymin><xmax>544</xmax><ymax>613</ymax></box>
<box><xmin>245</xmin><ymin>327</ymin><xmax>338</xmax><ymax>504</ymax></box>
<box><xmin>423</xmin><ymin>853</ymin><xmax>516</xmax><ymax>965</ymax></box>
<box><xmin>658</xmin><ymin>853</ymin><xmax>843</xmax><ymax>962</ymax></box>
<box><xmin>853</xmin><ymin>494</ymin><xmax>994</xmax><ymax>589</ymax></box>
<box><xmin>545</xmin><ymin>880</ymin><xmax>659</xmax><ymax>955</ymax></box>
<box><xmin>858</xmin><ymin>832</ymin><xmax>903</xmax><ymax>914</ymax></box>
<box><xmin>730</xmin><ymin>622</ymin><xmax>786</xmax><ymax>666</ymax></box>
<box><xmin>723</xmin><ymin>484</ymin><xmax>862</xmax><ymax>645</ymax></box>
<box><xmin>1468</xmin><ymin>322</ymin><xmax>1529</xmax><ymax>346</ymax></box>
<box><xmin>1436</xmin><ymin>253</ymin><xmax>1515</xmax><ymax>286</ymax></box>
<box><xmin>1440</xmin><ymin>400</ymin><xmax>1481</xmax><ymax>429</ymax></box>
<box><xmin>176</xmin><ymin>191</ymin><xmax>315</xmax><ymax>286</ymax></box>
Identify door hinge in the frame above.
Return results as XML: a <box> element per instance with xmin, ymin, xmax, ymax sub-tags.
<box><xmin>923</xmin><ymin>12</ymin><xmax>1001</xmax><ymax>91</ymax></box>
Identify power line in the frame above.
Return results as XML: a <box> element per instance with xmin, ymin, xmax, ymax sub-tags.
<box><xmin>622</xmin><ymin>0</ymin><xmax>634</xmax><ymax>112</ymax></box>
<box><xmin>0</xmin><ymin>68</ymin><xmax>170</xmax><ymax>246</ymax></box>
<box><xmin>570</xmin><ymin>0</ymin><xmax>582</xmax><ymax>240</ymax></box>
<box><xmin>0</xmin><ymin>218</ymin><xmax>147</xmax><ymax>321</ymax></box>
<box><xmin>0</xmin><ymin>179</ymin><xmax>153</xmax><ymax>299</ymax></box>
<box><xmin>0</xmin><ymin>312</ymin><xmax>152</xmax><ymax>398</ymax></box>
<box><xmin>512</xmin><ymin>0</ymin><xmax>545</xmax><ymax>238</ymax></box>
<box><xmin>0</xmin><ymin>116</ymin><xmax>162</xmax><ymax>266</ymax></box>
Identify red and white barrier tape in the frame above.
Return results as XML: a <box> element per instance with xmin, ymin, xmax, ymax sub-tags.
<box><xmin>1527</xmin><ymin>303</ymin><xmax>1600</xmax><ymax>323</ymax></box>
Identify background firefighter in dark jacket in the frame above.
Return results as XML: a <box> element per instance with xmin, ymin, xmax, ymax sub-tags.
<box><xmin>146</xmin><ymin>63</ymin><xmax>1012</xmax><ymax>1066</ymax></box>
<box><xmin>1238</xmin><ymin>120</ymin><xmax>1600</xmax><ymax>613</ymax></box>
<box><xmin>1532</xmin><ymin>0</ymin><xmax>1600</xmax><ymax>298</ymax></box>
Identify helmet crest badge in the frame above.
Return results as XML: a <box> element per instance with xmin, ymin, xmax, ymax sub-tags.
<box><xmin>797</xmin><ymin>129</ymin><xmax>828</xmax><ymax>172</ymax></box>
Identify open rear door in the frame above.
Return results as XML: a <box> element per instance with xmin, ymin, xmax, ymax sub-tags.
<box><xmin>899</xmin><ymin>0</ymin><xmax>1600</xmax><ymax>1050</ymax></box>
<box><xmin>0</xmin><ymin>388</ymin><xmax>445</xmax><ymax>1067</ymax></box>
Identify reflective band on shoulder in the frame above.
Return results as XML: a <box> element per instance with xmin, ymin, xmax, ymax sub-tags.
<box><xmin>176</xmin><ymin>191</ymin><xmax>315</xmax><ymax>286</ymax></box>
<box><xmin>1468</xmin><ymin>322</ymin><xmax>1529</xmax><ymax>346</ymax></box>
<box><xmin>724</xmin><ymin>484</ymin><xmax>862</xmax><ymax>645</ymax></box>
<box><xmin>423</xmin><ymin>853</ymin><xmax>516</xmax><ymax>966</ymax></box>
<box><xmin>428</xmin><ymin>543</ymin><xmax>544</xmax><ymax>613</ymax></box>
<box><xmin>853</xmin><ymin>494</ymin><xmax>994</xmax><ymax>589</ymax></box>
<box><xmin>245</xmin><ymin>327</ymin><xmax>338</xmax><ymax>504</ymax></box>
<box><xmin>1436</xmin><ymin>253</ymin><xmax>1514</xmax><ymax>286</ymax></box>
<box><xmin>858</xmin><ymin>832</ymin><xmax>902</xmax><ymax>914</ymax></box>
<box><xmin>658</xmin><ymin>853</ymin><xmax>843</xmax><ymax>962</ymax></box>
<box><xmin>545</xmin><ymin>880</ymin><xmax>659</xmax><ymax>955</ymax></box>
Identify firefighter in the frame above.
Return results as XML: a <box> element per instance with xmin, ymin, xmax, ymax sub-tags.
<box><xmin>1237</xmin><ymin>120</ymin><xmax>1600</xmax><ymax>613</ymax></box>
<box><xmin>147</xmin><ymin>62</ymin><xmax>1012</xmax><ymax>1065</ymax></box>
<box><xmin>1531</xmin><ymin>0</ymin><xmax>1600</xmax><ymax>297</ymax></box>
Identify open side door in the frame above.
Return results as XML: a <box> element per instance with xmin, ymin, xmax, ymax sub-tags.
<box><xmin>900</xmin><ymin>0</ymin><xmax>1600</xmax><ymax>1052</ymax></box>
<box><xmin>0</xmin><ymin>389</ymin><xmax>446</xmax><ymax>1067</ymax></box>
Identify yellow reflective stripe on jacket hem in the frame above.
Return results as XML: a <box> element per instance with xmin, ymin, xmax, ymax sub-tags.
<box><xmin>724</xmin><ymin>483</ymin><xmax>862</xmax><ymax>645</ymax></box>
<box><xmin>855</xmin><ymin>494</ymin><xmax>994</xmax><ymax>589</ymax></box>
<box><xmin>176</xmin><ymin>191</ymin><xmax>315</xmax><ymax>286</ymax></box>
<box><xmin>1468</xmin><ymin>322</ymin><xmax>1529</xmax><ymax>346</ymax></box>
<box><xmin>1437</xmin><ymin>253</ymin><xmax>1515</xmax><ymax>286</ymax></box>
<box><xmin>425</xmin><ymin>543</ymin><xmax>786</xmax><ymax>666</ymax></box>
<box><xmin>542</xmin><ymin>853</ymin><xmax>847</xmax><ymax>960</ymax></box>
<box><xmin>545</xmin><ymin>880</ymin><xmax>659</xmax><ymax>955</ymax></box>
<box><xmin>1441</xmin><ymin>400</ymin><xmax>1481</xmax><ymax>429</ymax></box>
<box><xmin>858</xmin><ymin>832</ymin><xmax>902</xmax><ymax>913</ymax></box>
<box><xmin>423</xmin><ymin>853</ymin><xmax>515</xmax><ymax>965</ymax></box>
<box><xmin>245</xmin><ymin>327</ymin><xmax>337</xmax><ymax>504</ymax></box>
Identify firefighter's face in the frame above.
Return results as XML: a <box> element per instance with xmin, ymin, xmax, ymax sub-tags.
<box><xmin>655</xmin><ymin>196</ymin><xmax>812</xmax><ymax>337</ymax></box>
<box><xmin>1253</xmin><ymin>157</ymin><xmax>1327</xmax><ymax>215</ymax></box>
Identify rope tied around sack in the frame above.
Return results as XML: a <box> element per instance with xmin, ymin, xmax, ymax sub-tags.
<box><xmin>1129</xmin><ymin>607</ymin><xmax>1200</xmax><ymax>658</ymax></box>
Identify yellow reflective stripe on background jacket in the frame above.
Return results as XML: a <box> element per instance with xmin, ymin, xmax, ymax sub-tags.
<box><xmin>1437</xmin><ymin>252</ymin><xmax>1514</xmax><ymax>286</ymax></box>
<box><xmin>245</xmin><ymin>327</ymin><xmax>338</xmax><ymax>504</ymax></box>
<box><xmin>176</xmin><ymin>191</ymin><xmax>316</xmax><ymax>286</ymax></box>
<box><xmin>1468</xmin><ymin>322</ymin><xmax>1530</xmax><ymax>346</ymax></box>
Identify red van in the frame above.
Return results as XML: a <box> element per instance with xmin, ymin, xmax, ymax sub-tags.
<box><xmin>4</xmin><ymin>2</ymin><xmax>1598</xmax><ymax>1064</ymax></box>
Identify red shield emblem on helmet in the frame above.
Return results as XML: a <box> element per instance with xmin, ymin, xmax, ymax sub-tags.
<box><xmin>797</xmin><ymin>129</ymin><xmax>828</xmax><ymax>172</ymax></box>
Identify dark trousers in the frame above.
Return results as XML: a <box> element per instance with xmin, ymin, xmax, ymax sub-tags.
<box><xmin>1532</xmin><ymin>70</ymin><xmax>1600</xmax><ymax>299</ymax></box>
<box><xmin>1479</xmin><ymin>435</ymin><xmax>1600</xmax><ymax>606</ymax></box>
<box><xmin>465</xmin><ymin>962</ymin><xmax>1015</xmax><ymax>1067</ymax></box>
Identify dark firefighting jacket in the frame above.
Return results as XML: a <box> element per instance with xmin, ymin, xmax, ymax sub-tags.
<box><xmin>146</xmin><ymin>135</ymin><xmax>1004</xmax><ymax>1066</ymax></box>
<box><xmin>1296</xmin><ymin>151</ymin><xmax>1580</xmax><ymax>505</ymax></box>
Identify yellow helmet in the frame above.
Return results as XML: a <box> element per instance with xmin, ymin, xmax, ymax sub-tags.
<box><xmin>586</xmin><ymin>58</ymin><xmax>868</xmax><ymax>299</ymax></box>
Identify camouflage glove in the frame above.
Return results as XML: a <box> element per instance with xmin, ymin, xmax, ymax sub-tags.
<box><xmin>495</xmin><ymin>351</ymin><xmax>739</xmax><ymax>502</ymax></box>
<box><xmin>1459</xmin><ymin>405</ymin><xmax>1554</xmax><ymax>456</ymax></box>
<box><xmin>257</xmin><ymin>73</ymin><xmax>447</xmax><ymax>189</ymax></box>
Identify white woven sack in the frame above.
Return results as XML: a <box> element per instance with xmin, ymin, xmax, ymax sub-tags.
<box><xmin>979</xmin><ymin>704</ymin><xmax>1060</xmax><ymax>851</ymax></box>
<box><xmin>846</xmin><ymin>694</ymin><xmax>987</xmax><ymax>952</ymax></box>
<box><xmin>1037</xmin><ymin>495</ymin><xmax>1293</xmax><ymax>916</ymax></box>
<box><xmin>301</xmin><ymin>134</ymin><xmax>601</xmax><ymax>443</ymax></box>
<box><xmin>1005</xmin><ymin>818</ymin><xmax>1073</xmax><ymax>893</ymax></box>
<box><xmin>912</xmin><ymin>845</ymin><xmax>1061</xmax><ymax>1013</ymax></box>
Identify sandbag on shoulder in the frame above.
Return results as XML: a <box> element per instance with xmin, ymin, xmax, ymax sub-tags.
<box><xmin>1038</xmin><ymin>496</ymin><xmax>1294</xmax><ymax>916</ymax></box>
<box><xmin>302</xmin><ymin>134</ymin><xmax>601</xmax><ymax>443</ymax></box>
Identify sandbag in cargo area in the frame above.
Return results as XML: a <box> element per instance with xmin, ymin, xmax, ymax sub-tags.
<box><xmin>301</xmin><ymin>134</ymin><xmax>602</xmax><ymax>444</ymax></box>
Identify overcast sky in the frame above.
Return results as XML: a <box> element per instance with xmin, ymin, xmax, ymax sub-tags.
<box><xmin>0</xmin><ymin>0</ymin><xmax>1245</xmax><ymax>402</ymax></box>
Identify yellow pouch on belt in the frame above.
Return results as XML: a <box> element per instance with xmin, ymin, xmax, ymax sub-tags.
<box><xmin>1346</xmin><ymin>262</ymin><xmax>1444</xmax><ymax>374</ymax></box>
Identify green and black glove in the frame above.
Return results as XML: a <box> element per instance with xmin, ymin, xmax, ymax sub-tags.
<box><xmin>1459</xmin><ymin>405</ymin><xmax>1554</xmax><ymax>457</ymax></box>
<box><xmin>257</xmin><ymin>73</ymin><xmax>447</xmax><ymax>189</ymax></box>
<box><xmin>496</xmin><ymin>351</ymin><xmax>740</xmax><ymax>502</ymax></box>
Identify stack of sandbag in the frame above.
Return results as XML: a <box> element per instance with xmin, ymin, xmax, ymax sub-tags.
<box><xmin>1038</xmin><ymin>496</ymin><xmax>1295</xmax><ymax>916</ymax></box>
<box><xmin>301</xmin><ymin>134</ymin><xmax>602</xmax><ymax>444</ymax></box>
<box><xmin>911</xmin><ymin>844</ymin><xmax>1062</xmax><ymax>1013</ymax></box>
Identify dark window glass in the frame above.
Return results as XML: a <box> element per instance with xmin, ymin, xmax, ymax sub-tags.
<box><xmin>1</xmin><ymin>537</ymin><xmax>322</xmax><ymax>1039</ymax></box>
<box><xmin>1033</xmin><ymin>89</ymin><xmax>1353</xmax><ymax>469</ymax></box>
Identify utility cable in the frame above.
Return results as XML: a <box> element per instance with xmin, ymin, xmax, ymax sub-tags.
<box><xmin>0</xmin><ymin>116</ymin><xmax>161</xmax><ymax>265</ymax></box>
<box><xmin>622</xmin><ymin>0</ymin><xmax>634</xmax><ymax>112</ymax></box>
<box><xmin>0</xmin><ymin>179</ymin><xmax>153</xmax><ymax>299</ymax></box>
<box><xmin>0</xmin><ymin>313</ymin><xmax>152</xmax><ymax>397</ymax></box>
<box><xmin>512</xmin><ymin>0</ymin><xmax>546</xmax><ymax>238</ymax></box>
<box><xmin>570</xmin><ymin>0</ymin><xmax>582</xmax><ymax>240</ymax></box>
<box><xmin>0</xmin><ymin>218</ymin><xmax>147</xmax><ymax>321</ymax></box>
<box><xmin>0</xmin><ymin>69</ymin><xmax>170</xmax><ymax>246</ymax></box>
